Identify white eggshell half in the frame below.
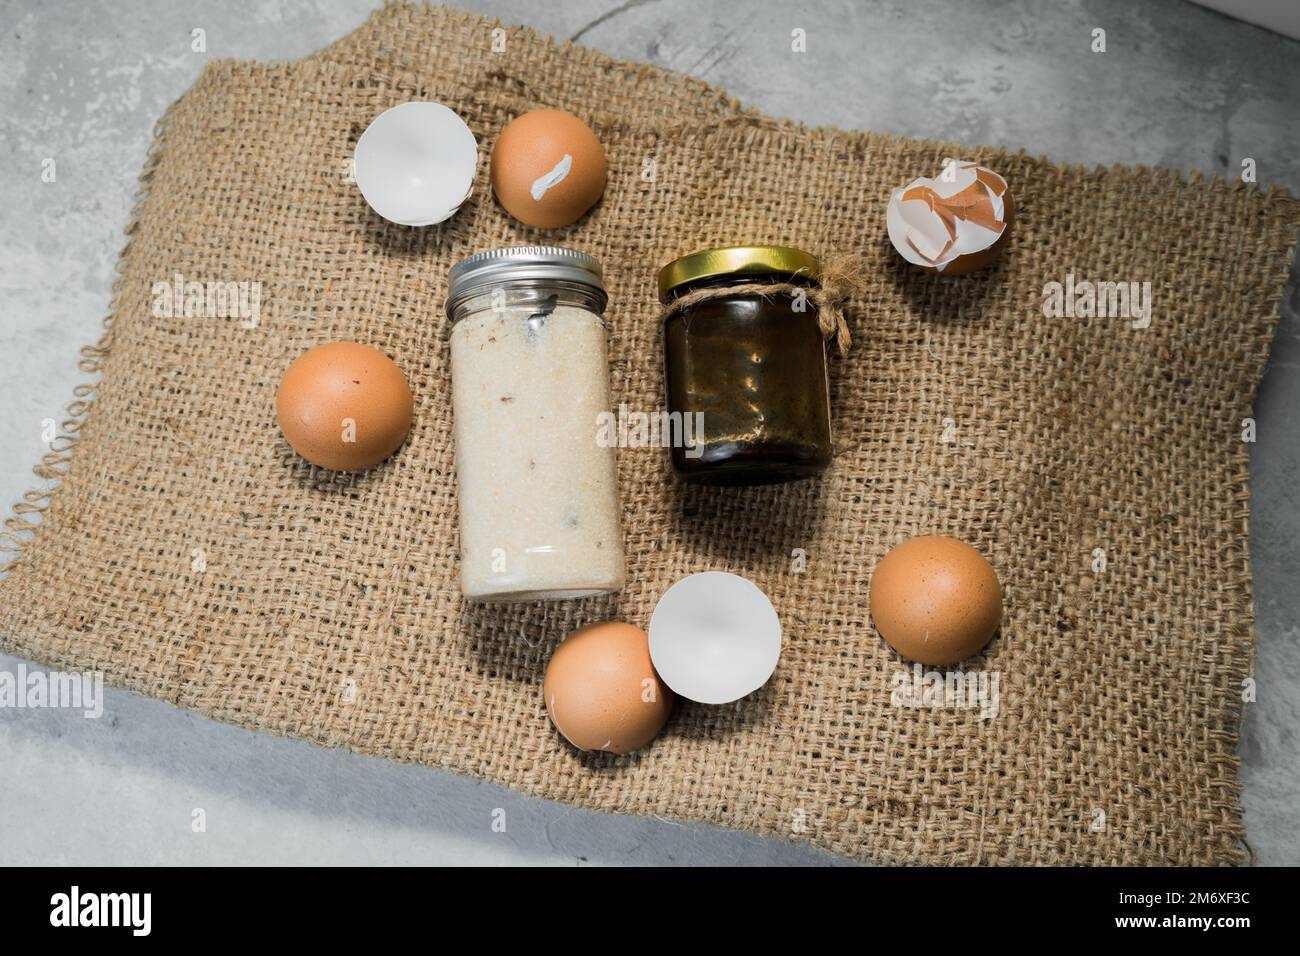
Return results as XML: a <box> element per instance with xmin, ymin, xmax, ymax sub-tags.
<box><xmin>354</xmin><ymin>102</ymin><xmax>478</xmax><ymax>226</ymax></box>
<box><xmin>648</xmin><ymin>571</ymin><xmax>782</xmax><ymax>705</ymax></box>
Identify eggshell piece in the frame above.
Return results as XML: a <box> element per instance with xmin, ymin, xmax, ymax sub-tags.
<box><xmin>869</xmin><ymin>535</ymin><xmax>1003</xmax><ymax>665</ymax></box>
<box><xmin>544</xmin><ymin>622</ymin><xmax>672</xmax><ymax>755</ymax></box>
<box><xmin>648</xmin><ymin>572</ymin><xmax>782</xmax><ymax>705</ymax></box>
<box><xmin>490</xmin><ymin>109</ymin><xmax>606</xmax><ymax>229</ymax></box>
<box><xmin>354</xmin><ymin>101</ymin><xmax>478</xmax><ymax>226</ymax></box>
<box><xmin>276</xmin><ymin>342</ymin><xmax>413</xmax><ymax>472</ymax></box>
<box><xmin>886</xmin><ymin>161</ymin><xmax>1014</xmax><ymax>275</ymax></box>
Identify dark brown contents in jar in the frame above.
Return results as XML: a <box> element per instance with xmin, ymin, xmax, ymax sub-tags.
<box><xmin>664</xmin><ymin>292</ymin><xmax>832</xmax><ymax>486</ymax></box>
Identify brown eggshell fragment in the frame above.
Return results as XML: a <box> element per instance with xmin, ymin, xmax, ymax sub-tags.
<box><xmin>916</xmin><ymin>190</ymin><xmax>1015</xmax><ymax>276</ymax></box>
<box><xmin>544</xmin><ymin>621</ymin><xmax>673</xmax><ymax>755</ymax></box>
<box><xmin>490</xmin><ymin>109</ymin><xmax>607</xmax><ymax>229</ymax></box>
<box><xmin>887</xmin><ymin>161</ymin><xmax>1015</xmax><ymax>275</ymax></box>
<box><xmin>869</xmin><ymin>535</ymin><xmax>1003</xmax><ymax>665</ymax></box>
<box><xmin>276</xmin><ymin>341</ymin><xmax>413</xmax><ymax>472</ymax></box>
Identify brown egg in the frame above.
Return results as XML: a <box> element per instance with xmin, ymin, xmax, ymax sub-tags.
<box><xmin>869</xmin><ymin>535</ymin><xmax>1003</xmax><ymax>665</ymax></box>
<box><xmin>490</xmin><ymin>109</ymin><xmax>606</xmax><ymax>229</ymax></box>
<box><xmin>544</xmin><ymin>621</ymin><xmax>673</xmax><ymax>755</ymax></box>
<box><xmin>276</xmin><ymin>341</ymin><xmax>413</xmax><ymax>472</ymax></box>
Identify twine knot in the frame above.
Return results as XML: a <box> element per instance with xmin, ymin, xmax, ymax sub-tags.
<box><xmin>659</xmin><ymin>258</ymin><xmax>857</xmax><ymax>354</ymax></box>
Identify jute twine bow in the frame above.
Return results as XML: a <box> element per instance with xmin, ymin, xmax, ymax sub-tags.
<box><xmin>658</xmin><ymin>257</ymin><xmax>860</xmax><ymax>355</ymax></box>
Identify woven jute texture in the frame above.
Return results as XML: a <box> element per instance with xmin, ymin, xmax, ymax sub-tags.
<box><xmin>2</xmin><ymin>3</ymin><xmax>1296</xmax><ymax>865</ymax></box>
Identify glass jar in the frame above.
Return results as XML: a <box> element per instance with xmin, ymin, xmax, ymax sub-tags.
<box><xmin>446</xmin><ymin>246</ymin><xmax>625</xmax><ymax>601</ymax></box>
<box><xmin>658</xmin><ymin>245</ymin><xmax>834</xmax><ymax>486</ymax></box>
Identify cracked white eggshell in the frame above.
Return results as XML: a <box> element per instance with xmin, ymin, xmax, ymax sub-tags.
<box><xmin>886</xmin><ymin>160</ymin><xmax>1014</xmax><ymax>275</ymax></box>
<box><xmin>354</xmin><ymin>102</ymin><xmax>478</xmax><ymax>226</ymax></box>
<box><xmin>648</xmin><ymin>572</ymin><xmax>782</xmax><ymax>705</ymax></box>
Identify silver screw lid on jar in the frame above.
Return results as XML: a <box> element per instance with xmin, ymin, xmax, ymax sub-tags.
<box><xmin>445</xmin><ymin>245</ymin><xmax>607</xmax><ymax>319</ymax></box>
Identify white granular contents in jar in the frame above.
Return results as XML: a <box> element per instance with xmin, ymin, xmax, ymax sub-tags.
<box><xmin>451</xmin><ymin>304</ymin><xmax>625</xmax><ymax>600</ymax></box>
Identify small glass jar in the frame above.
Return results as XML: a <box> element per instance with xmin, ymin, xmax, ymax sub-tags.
<box><xmin>446</xmin><ymin>246</ymin><xmax>625</xmax><ymax>601</ymax></box>
<box><xmin>658</xmin><ymin>245</ymin><xmax>834</xmax><ymax>486</ymax></box>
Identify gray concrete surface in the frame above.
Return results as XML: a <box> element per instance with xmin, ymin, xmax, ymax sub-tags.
<box><xmin>1</xmin><ymin>0</ymin><xmax>1296</xmax><ymax>866</ymax></box>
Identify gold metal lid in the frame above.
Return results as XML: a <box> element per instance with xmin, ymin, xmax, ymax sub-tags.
<box><xmin>657</xmin><ymin>245</ymin><xmax>821</xmax><ymax>302</ymax></box>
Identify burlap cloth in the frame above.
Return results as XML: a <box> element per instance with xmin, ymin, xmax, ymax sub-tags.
<box><xmin>2</xmin><ymin>3</ymin><xmax>1296</xmax><ymax>865</ymax></box>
